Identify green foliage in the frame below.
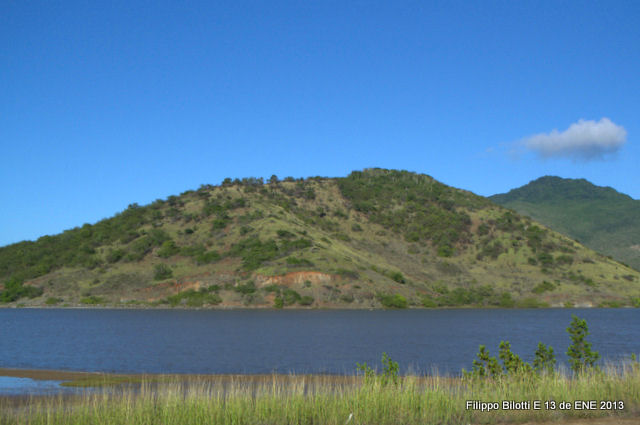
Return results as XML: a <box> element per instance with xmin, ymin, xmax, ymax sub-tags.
<box><xmin>106</xmin><ymin>248</ymin><xmax>126</xmax><ymax>263</ymax></box>
<box><xmin>555</xmin><ymin>254</ymin><xmax>574</xmax><ymax>265</ymax></box>
<box><xmin>263</xmin><ymin>284</ymin><xmax>281</xmax><ymax>293</ymax></box>
<box><xmin>195</xmin><ymin>250</ymin><xmax>220</xmax><ymax>265</ymax></box>
<box><xmin>80</xmin><ymin>295</ymin><xmax>105</xmax><ymax>305</ymax></box>
<box><xmin>0</xmin><ymin>277</ymin><xmax>43</xmax><ymax>302</ymax></box>
<box><xmin>282</xmin><ymin>289</ymin><xmax>301</xmax><ymax>306</ymax></box>
<box><xmin>126</xmin><ymin>229</ymin><xmax>171</xmax><ymax>261</ymax></box>
<box><xmin>338</xmin><ymin>169</ymin><xmax>482</xmax><ymax>253</ymax></box>
<box><xmin>285</xmin><ymin>257</ymin><xmax>314</xmax><ymax>267</ymax></box>
<box><xmin>498</xmin><ymin>341</ymin><xmax>530</xmax><ymax>374</ymax></box>
<box><xmin>276</xmin><ymin>229</ymin><xmax>295</xmax><ymax>239</ymax></box>
<box><xmin>533</xmin><ymin>343</ymin><xmax>556</xmax><ymax>374</ymax></box>
<box><xmin>229</xmin><ymin>237</ymin><xmax>312</xmax><ymax>271</ymax></box>
<box><xmin>423</xmin><ymin>285</ymin><xmax>514</xmax><ymax>308</ymax></box>
<box><xmin>334</xmin><ymin>268</ymin><xmax>359</xmax><ymax>279</ymax></box>
<box><xmin>157</xmin><ymin>240</ymin><xmax>179</xmax><ymax>258</ymax></box>
<box><xmin>476</xmin><ymin>240</ymin><xmax>504</xmax><ymax>260</ymax></box>
<box><xmin>273</xmin><ymin>296</ymin><xmax>284</xmax><ymax>309</ymax></box>
<box><xmin>491</xmin><ymin>176</ymin><xmax>640</xmax><ymax>270</ymax></box>
<box><xmin>467</xmin><ymin>345</ymin><xmax>502</xmax><ymax>378</ymax></box>
<box><xmin>163</xmin><ymin>289</ymin><xmax>222</xmax><ymax>307</ymax></box>
<box><xmin>566</xmin><ymin>315</ymin><xmax>600</xmax><ymax>372</ymax></box>
<box><xmin>377</xmin><ymin>293</ymin><xmax>408</xmax><ymax>309</ymax></box>
<box><xmin>356</xmin><ymin>352</ymin><xmax>399</xmax><ymax>386</ymax></box>
<box><xmin>233</xmin><ymin>281</ymin><xmax>256</xmax><ymax>295</ymax></box>
<box><xmin>532</xmin><ymin>281</ymin><xmax>555</xmax><ymax>294</ymax></box>
<box><xmin>388</xmin><ymin>271</ymin><xmax>405</xmax><ymax>284</ymax></box>
<box><xmin>537</xmin><ymin>252</ymin><xmax>553</xmax><ymax>267</ymax></box>
<box><xmin>299</xmin><ymin>295</ymin><xmax>314</xmax><ymax>306</ymax></box>
<box><xmin>229</xmin><ymin>237</ymin><xmax>279</xmax><ymax>270</ymax></box>
<box><xmin>153</xmin><ymin>264</ymin><xmax>173</xmax><ymax>281</ymax></box>
<box><xmin>45</xmin><ymin>296</ymin><xmax>62</xmax><ymax>305</ymax></box>
<box><xmin>380</xmin><ymin>352</ymin><xmax>400</xmax><ymax>386</ymax></box>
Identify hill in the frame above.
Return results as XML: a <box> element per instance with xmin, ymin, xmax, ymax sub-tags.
<box><xmin>491</xmin><ymin>176</ymin><xmax>640</xmax><ymax>271</ymax></box>
<box><xmin>1</xmin><ymin>169</ymin><xmax>639</xmax><ymax>309</ymax></box>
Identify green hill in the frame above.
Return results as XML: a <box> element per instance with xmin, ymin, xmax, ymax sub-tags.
<box><xmin>491</xmin><ymin>176</ymin><xmax>640</xmax><ymax>271</ymax></box>
<box><xmin>1</xmin><ymin>169</ymin><xmax>639</xmax><ymax>309</ymax></box>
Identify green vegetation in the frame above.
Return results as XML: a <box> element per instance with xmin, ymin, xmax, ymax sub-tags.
<box><xmin>566</xmin><ymin>314</ymin><xmax>600</xmax><ymax>372</ymax></box>
<box><xmin>0</xmin><ymin>169</ymin><xmax>638</xmax><ymax>308</ymax></box>
<box><xmin>377</xmin><ymin>293</ymin><xmax>408</xmax><ymax>309</ymax></box>
<box><xmin>162</xmin><ymin>288</ymin><xmax>222</xmax><ymax>307</ymax></box>
<box><xmin>0</xmin><ymin>277</ymin><xmax>43</xmax><ymax>302</ymax></box>
<box><xmin>4</xmin><ymin>357</ymin><xmax>638</xmax><ymax>425</ymax></box>
<box><xmin>491</xmin><ymin>175</ymin><xmax>640</xmax><ymax>270</ymax></box>
<box><xmin>80</xmin><ymin>295</ymin><xmax>105</xmax><ymax>305</ymax></box>
<box><xmin>153</xmin><ymin>264</ymin><xmax>173</xmax><ymax>280</ymax></box>
<box><xmin>465</xmin><ymin>316</ymin><xmax>598</xmax><ymax>380</ymax></box>
<box><xmin>338</xmin><ymin>169</ymin><xmax>485</xmax><ymax>254</ymax></box>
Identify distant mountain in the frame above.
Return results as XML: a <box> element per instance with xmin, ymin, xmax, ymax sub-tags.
<box><xmin>491</xmin><ymin>176</ymin><xmax>640</xmax><ymax>271</ymax></box>
<box><xmin>1</xmin><ymin>170</ymin><xmax>638</xmax><ymax>309</ymax></box>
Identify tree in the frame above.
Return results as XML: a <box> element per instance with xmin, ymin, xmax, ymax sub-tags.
<box><xmin>533</xmin><ymin>342</ymin><xmax>556</xmax><ymax>374</ymax></box>
<box><xmin>566</xmin><ymin>315</ymin><xmax>600</xmax><ymax>372</ymax></box>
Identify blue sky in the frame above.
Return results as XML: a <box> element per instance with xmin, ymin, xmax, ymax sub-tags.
<box><xmin>1</xmin><ymin>0</ymin><xmax>639</xmax><ymax>246</ymax></box>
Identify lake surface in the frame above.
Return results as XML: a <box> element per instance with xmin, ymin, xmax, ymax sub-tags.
<box><xmin>1</xmin><ymin>308</ymin><xmax>639</xmax><ymax>379</ymax></box>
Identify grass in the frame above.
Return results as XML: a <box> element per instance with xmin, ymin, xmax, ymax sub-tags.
<box><xmin>2</xmin><ymin>362</ymin><xmax>639</xmax><ymax>425</ymax></box>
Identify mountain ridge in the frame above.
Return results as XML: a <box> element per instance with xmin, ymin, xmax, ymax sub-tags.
<box><xmin>490</xmin><ymin>176</ymin><xmax>640</xmax><ymax>271</ymax></box>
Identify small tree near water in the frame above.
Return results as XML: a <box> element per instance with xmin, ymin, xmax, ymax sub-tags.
<box><xmin>566</xmin><ymin>314</ymin><xmax>600</xmax><ymax>372</ymax></box>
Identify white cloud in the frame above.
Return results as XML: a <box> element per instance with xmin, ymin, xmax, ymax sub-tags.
<box><xmin>522</xmin><ymin>118</ymin><xmax>627</xmax><ymax>160</ymax></box>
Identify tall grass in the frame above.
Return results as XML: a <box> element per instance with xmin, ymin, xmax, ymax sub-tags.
<box><xmin>2</xmin><ymin>363</ymin><xmax>639</xmax><ymax>425</ymax></box>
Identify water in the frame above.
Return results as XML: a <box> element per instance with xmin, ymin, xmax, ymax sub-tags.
<box><xmin>0</xmin><ymin>376</ymin><xmax>85</xmax><ymax>396</ymax></box>
<box><xmin>1</xmin><ymin>308</ymin><xmax>638</xmax><ymax>379</ymax></box>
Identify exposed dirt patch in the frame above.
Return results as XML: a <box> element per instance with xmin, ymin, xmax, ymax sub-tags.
<box><xmin>255</xmin><ymin>271</ymin><xmax>335</xmax><ymax>287</ymax></box>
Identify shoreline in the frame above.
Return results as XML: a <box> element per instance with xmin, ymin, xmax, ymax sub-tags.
<box><xmin>0</xmin><ymin>367</ymin><xmax>454</xmax><ymax>383</ymax></box>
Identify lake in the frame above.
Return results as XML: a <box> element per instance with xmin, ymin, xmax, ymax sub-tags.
<box><xmin>1</xmin><ymin>308</ymin><xmax>638</xmax><ymax>381</ymax></box>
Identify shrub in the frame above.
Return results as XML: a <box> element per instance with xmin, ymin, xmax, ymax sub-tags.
<box><xmin>234</xmin><ymin>281</ymin><xmax>256</xmax><ymax>295</ymax></box>
<box><xmin>273</xmin><ymin>296</ymin><xmax>284</xmax><ymax>309</ymax></box>
<box><xmin>532</xmin><ymin>280</ymin><xmax>555</xmax><ymax>294</ymax></box>
<box><xmin>498</xmin><ymin>292</ymin><xmax>515</xmax><ymax>308</ymax></box>
<box><xmin>157</xmin><ymin>240</ymin><xmax>179</xmax><ymax>258</ymax></box>
<box><xmin>263</xmin><ymin>284</ymin><xmax>281</xmax><ymax>293</ymax></box>
<box><xmin>282</xmin><ymin>289</ymin><xmax>301</xmax><ymax>306</ymax></box>
<box><xmin>356</xmin><ymin>352</ymin><xmax>399</xmax><ymax>386</ymax></box>
<box><xmin>340</xmin><ymin>294</ymin><xmax>355</xmax><ymax>303</ymax></box>
<box><xmin>299</xmin><ymin>295</ymin><xmax>314</xmax><ymax>306</ymax></box>
<box><xmin>378</xmin><ymin>293</ymin><xmax>408</xmax><ymax>309</ymax></box>
<box><xmin>106</xmin><ymin>248</ymin><xmax>126</xmax><ymax>263</ymax></box>
<box><xmin>45</xmin><ymin>297</ymin><xmax>62</xmax><ymax>305</ymax></box>
<box><xmin>285</xmin><ymin>257</ymin><xmax>314</xmax><ymax>267</ymax></box>
<box><xmin>537</xmin><ymin>252</ymin><xmax>554</xmax><ymax>267</ymax></box>
<box><xmin>80</xmin><ymin>295</ymin><xmax>105</xmax><ymax>305</ymax></box>
<box><xmin>164</xmin><ymin>289</ymin><xmax>222</xmax><ymax>307</ymax></box>
<box><xmin>153</xmin><ymin>264</ymin><xmax>173</xmax><ymax>281</ymax></box>
<box><xmin>276</xmin><ymin>229</ymin><xmax>295</xmax><ymax>239</ymax></box>
<box><xmin>389</xmin><ymin>271</ymin><xmax>405</xmax><ymax>284</ymax></box>
<box><xmin>555</xmin><ymin>254</ymin><xmax>574</xmax><ymax>265</ymax></box>
<box><xmin>421</xmin><ymin>295</ymin><xmax>437</xmax><ymax>307</ymax></box>
<box><xmin>195</xmin><ymin>250</ymin><xmax>220</xmax><ymax>265</ymax></box>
